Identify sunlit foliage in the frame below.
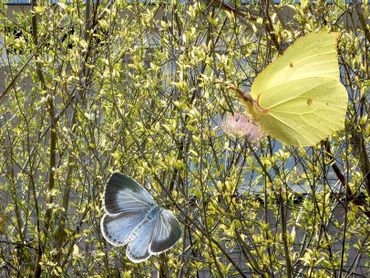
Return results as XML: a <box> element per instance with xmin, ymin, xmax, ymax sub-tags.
<box><xmin>0</xmin><ymin>0</ymin><xmax>369</xmax><ymax>277</ymax></box>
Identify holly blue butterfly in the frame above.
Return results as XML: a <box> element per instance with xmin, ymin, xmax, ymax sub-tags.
<box><xmin>100</xmin><ymin>173</ymin><xmax>182</xmax><ymax>263</ymax></box>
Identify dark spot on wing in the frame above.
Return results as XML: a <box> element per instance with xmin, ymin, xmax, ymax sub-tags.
<box><xmin>307</xmin><ymin>99</ymin><xmax>312</xmax><ymax>106</ymax></box>
<box><xmin>289</xmin><ymin>63</ymin><xmax>293</xmax><ymax>68</ymax></box>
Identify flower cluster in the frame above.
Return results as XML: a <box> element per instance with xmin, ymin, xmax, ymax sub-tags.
<box><xmin>221</xmin><ymin>113</ymin><xmax>264</xmax><ymax>142</ymax></box>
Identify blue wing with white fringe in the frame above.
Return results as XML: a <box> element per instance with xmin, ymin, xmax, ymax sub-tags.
<box><xmin>101</xmin><ymin>173</ymin><xmax>182</xmax><ymax>263</ymax></box>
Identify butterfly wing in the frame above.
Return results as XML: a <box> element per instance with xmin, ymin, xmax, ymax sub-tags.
<box><xmin>150</xmin><ymin>209</ymin><xmax>182</xmax><ymax>254</ymax></box>
<box><xmin>100</xmin><ymin>212</ymin><xmax>145</xmax><ymax>246</ymax></box>
<box><xmin>251</xmin><ymin>32</ymin><xmax>340</xmax><ymax>95</ymax></box>
<box><xmin>257</xmin><ymin>77</ymin><xmax>347</xmax><ymax>146</ymax></box>
<box><xmin>126</xmin><ymin>208</ymin><xmax>160</xmax><ymax>263</ymax></box>
<box><xmin>103</xmin><ymin>173</ymin><xmax>154</xmax><ymax>214</ymax></box>
<box><xmin>248</xmin><ymin>32</ymin><xmax>348</xmax><ymax>146</ymax></box>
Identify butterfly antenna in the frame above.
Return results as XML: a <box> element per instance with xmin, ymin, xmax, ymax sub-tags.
<box><xmin>215</xmin><ymin>80</ymin><xmax>253</xmax><ymax>105</ymax></box>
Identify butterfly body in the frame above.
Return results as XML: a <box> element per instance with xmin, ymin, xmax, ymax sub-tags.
<box><xmin>101</xmin><ymin>173</ymin><xmax>181</xmax><ymax>263</ymax></box>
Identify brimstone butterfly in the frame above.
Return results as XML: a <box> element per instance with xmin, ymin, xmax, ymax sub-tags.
<box><xmin>223</xmin><ymin>32</ymin><xmax>348</xmax><ymax>146</ymax></box>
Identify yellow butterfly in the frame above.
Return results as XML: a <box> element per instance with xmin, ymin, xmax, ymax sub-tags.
<box><xmin>222</xmin><ymin>32</ymin><xmax>348</xmax><ymax>146</ymax></box>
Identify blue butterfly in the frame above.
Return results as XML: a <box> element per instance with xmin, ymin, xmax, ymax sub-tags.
<box><xmin>101</xmin><ymin>173</ymin><xmax>182</xmax><ymax>263</ymax></box>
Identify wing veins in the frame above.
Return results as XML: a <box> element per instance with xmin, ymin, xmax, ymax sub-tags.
<box><xmin>262</xmin><ymin>78</ymin><xmax>339</xmax><ymax>110</ymax></box>
<box><xmin>118</xmin><ymin>190</ymin><xmax>152</xmax><ymax>206</ymax></box>
<box><xmin>266</xmin><ymin>114</ymin><xmax>313</xmax><ymax>145</ymax></box>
